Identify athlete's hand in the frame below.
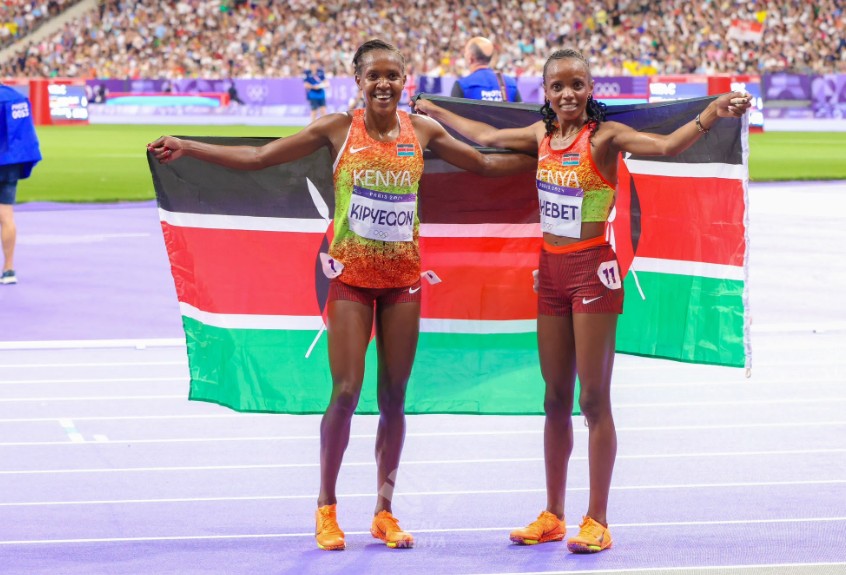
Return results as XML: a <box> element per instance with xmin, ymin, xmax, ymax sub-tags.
<box><xmin>714</xmin><ymin>91</ymin><xmax>753</xmax><ymax>118</ymax></box>
<box><xmin>148</xmin><ymin>136</ymin><xmax>185</xmax><ymax>164</ymax></box>
<box><xmin>532</xmin><ymin>269</ymin><xmax>539</xmax><ymax>294</ymax></box>
<box><xmin>411</xmin><ymin>97</ymin><xmax>435</xmax><ymax>116</ymax></box>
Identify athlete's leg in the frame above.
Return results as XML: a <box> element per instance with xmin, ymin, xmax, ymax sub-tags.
<box><xmin>537</xmin><ymin>313</ymin><xmax>577</xmax><ymax>519</ymax></box>
<box><xmin>318</xmin><ymin>298</ymin><xmax>373</xmax><ymax>507</ymax></box>
<box><xmin>572</xmin><ymin>312</ymin><xmax>618</xmax><ymax>525</ymax></box>
<box><xmin>373</xmin><ymin>299</ymin><xmax>420</xmax><ymax>514</ymax></box>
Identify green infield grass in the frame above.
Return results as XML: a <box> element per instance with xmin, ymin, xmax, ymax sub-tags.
<box><xmin>15</xmin><ymin>124</ymin><xmax>846</xmax><ymax>203</ymax></box>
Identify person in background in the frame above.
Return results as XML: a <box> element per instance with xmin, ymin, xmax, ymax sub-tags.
<box><xmin>304</xmin><ymin>60</ymin><xmax>328</xmax><ymax>121</ymax></box>
<box><xmin>452</xmin><ymin>36</ymin><xmax>522</xmax><ymax>103</ymax></box>
<box><xmin>0</xmin><ymin>84</ymin><xmax>42</xmax><ymax>285</ymax></box>
<box><xmin>415</xmin><ymin>47</ymin><xmax>751</xmax><ymax>554</ymax></box>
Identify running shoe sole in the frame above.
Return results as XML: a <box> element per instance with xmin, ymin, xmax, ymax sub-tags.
<box><xmin>510</xmin><ymin>533</ymin><xmax>565</xmax><ymax>545</ymax></box>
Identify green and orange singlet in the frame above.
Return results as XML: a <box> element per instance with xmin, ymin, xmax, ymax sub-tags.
<box><xmin>536</xmin><ymin>122</ymin><xmax>616</xmax><ymax>238</ymax></box>
<box><xmin>331</xmin><ymin>109</ymin><xmax>424</xmax><ymax>288</ymax></box>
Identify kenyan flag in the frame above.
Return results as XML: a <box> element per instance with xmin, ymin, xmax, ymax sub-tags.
<box><xmin>148</xmin><ymin>96</ymin><xmax>749</xmax><ymax>415</ymax></box>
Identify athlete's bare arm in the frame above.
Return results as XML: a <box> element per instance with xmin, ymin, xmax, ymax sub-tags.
<box><xmin>410</xmin><ymin>114</ymin><xmax>536</xmax><ymax>177</ymax></box>
<box><xmin>603</xmin><ymin>91</ymin><xmax>752</xmax><ymax>159</ymax></box>
<box><xmin>413</xmin><ymin>98</ymin><xmax>542</xmax><ymax>153</ymax></box>
<box><xmin>149</xmin><ymin>113</ymin><xmax>353</xmax><ymax>168</ymax></box>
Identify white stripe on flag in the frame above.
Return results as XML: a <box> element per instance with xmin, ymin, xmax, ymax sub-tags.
<box><xmin>179</xmin><ymin>303</ymin><xmax>535</xmax><ymax>334</ymax></box>
<box><xmin>420</xmin><ymin>223</ymin><xmax>540</xmax><ymax>238</ymax></box>
<box><xmin>179</xmin><ymin>303</ymin><xmax>324</xmax><ymax>331</ymax></box>
<box><xmin>159</xmin><ymin>209</ymin><xmax>328</xmax><ymax>233</ymax></box>
<box><xmin>625</xmin><ymin>159</ymin><xmax>745</xmax><ymax>180</ymax></box>
<box><xmin>632</xmin><ymin>257</ymin><xmax>744</xmax><ymax>281</ymax></box>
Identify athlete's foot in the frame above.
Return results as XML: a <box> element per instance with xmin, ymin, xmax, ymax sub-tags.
<box><xmin>510</xmin><ymin>511</ymin><xmax>565</xmax><ymax>545</ymax></box>
<box><xmin>370</xmin><ymin>510</ymin><xmax>414</xmax><ymax>548</ymax></box>
<box><xmin>315</xmin><ymin>504</ymin><xmax>345</xmax><ymax>550</ymax></box>
<box><xmin>566</xmin><ymin>515</ymin><xmax>612</xmax><ymax>553</ymax></box>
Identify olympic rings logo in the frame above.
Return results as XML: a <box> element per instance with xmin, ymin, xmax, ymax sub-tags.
<box><xmin>246</xmin><ymin>85</ymin><xmax>269</xmax><ymax>102</ymax></box>
<box><xmin>592</xmin><ymin>82</ymin><xmax>621</xmax><ymax>97</ymax></box>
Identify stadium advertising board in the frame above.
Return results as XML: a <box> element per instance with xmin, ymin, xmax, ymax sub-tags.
<box><xmin>47</xmin><ymin>83</ymin><xmax>89</xmax><ymax>123</ymax></box>
<box><xmin>763</xmin><ymin>73</ymin><xmax>846</xmax><ymax>120</ymax></box>
<box><xmin>648</xmin><ymin>75</ymin><xmax>709</xmax><ymax>102</ymax></box>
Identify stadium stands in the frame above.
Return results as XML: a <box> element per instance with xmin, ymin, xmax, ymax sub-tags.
<box><xmin>0</xmin><ymin>0</ymin><xmax>83</xmax><ymax>50</ymax></box>
<box><xmin>1</xmin><ymin>0</ymin><xmax>843</xmax><ymax>79</ymax></box>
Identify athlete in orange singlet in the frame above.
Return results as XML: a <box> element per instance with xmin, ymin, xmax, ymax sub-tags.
<box><xmin>414</xmin><ymin>48</ymin><xmax>751</xmax><ymax>554</ymax></box>
<box><xmin>149</xmin><ymin>39</ymin><xmax>534</xmax><ymax>552</ymax></box>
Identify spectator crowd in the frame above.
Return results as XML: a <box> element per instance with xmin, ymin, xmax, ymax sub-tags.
<box><xmin>1</xmin><ymin>0</ymin><xmax>82</xmax><ymax>50</ymax></box>
<box><xmin>1</xmin><ymin>0</ymin><xmax>844</xmax><ymax>79</ymax></box>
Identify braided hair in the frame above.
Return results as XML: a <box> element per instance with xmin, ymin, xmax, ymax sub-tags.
<box><xmin>352</xmin><ymin>39</ymin><xmax>405</xmax><ymax>76</ymax></box>
<box><xmin>540</xmin><ymin>48</ymin><xmax>607</xmax><ymax>138</ymax></box>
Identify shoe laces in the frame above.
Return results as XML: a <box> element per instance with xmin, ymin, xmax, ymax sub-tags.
<box><xmin>528</xmin><ymin>511</ymin><xmax>559</xmax><ymax>532</ymax></box>
<box><xmin>376</xmin><ymin>512</ymin><xmax>404</xmax><ymax>534</ymax></box>
<box><xmin>318</xmin><ymin>509</ymin><xmax>341</xmax><ymax>534</ymax></box>
<box><xmin>579</xmin><ymin>516</ymin><xmax>605</xmax><ymax>540</ymax></box>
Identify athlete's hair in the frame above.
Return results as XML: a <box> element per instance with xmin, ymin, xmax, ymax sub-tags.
<box><xmin>352</xmin><ymin>39</ymin><xmax>405</xmax><ymax>76</ymax></box>
<box><xmin>540</xmin><ymin>48</ymin><xmax>607</xmax><ymax>137</ymax></box>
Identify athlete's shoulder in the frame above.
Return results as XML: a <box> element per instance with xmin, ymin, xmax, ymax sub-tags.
<box><xmin>308</xmin><ymin>112</ymin><xmax>353</xmax><ymax>136</ymax></box>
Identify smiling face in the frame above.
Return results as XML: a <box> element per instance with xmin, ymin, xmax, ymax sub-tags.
<box><xmin>543</xmin><ymin>57</ymin><xmax>593</xmax><ymax>123</ymax></box>
<box><xmin>355</xmin><ymin>50</ymin><xmax>406</xmax><ymax>113</ymax></box>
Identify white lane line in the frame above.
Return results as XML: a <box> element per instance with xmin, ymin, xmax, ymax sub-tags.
<box><xmin>0</xmin><ymin>339</ymin><xmax>184</xmax><ymax>350</ymax></box>
<box><xmin>0</xmin><ymin>421</ymin><xmax>843</xmax><ymax>447</ymax></box>
<box><xmin>57</xmin><ymin>419</ymin><xmax>84</xmax><ymax>443</ymax></box>
<box><xmin>1</xmin><ymin>518</ymin><xmax>845</xmax><ymax>546</ymax></box>
<box><xmin>2</xmin><ymin>480</ymin><xmax>844</xmax><ymax>507</ymax></box>
<box><xmin>2</xmin><ymin>394</ymin><xmax>844</xmax><ymax>409</ymax></box>
<box><xmin>0</xmin><ymin>395</ymin><xmax>183</xmax><ymax>402</ymax></box>
<box><xmin>462</xmin><ymin>562</ymin><xmax>846</xmax><ymax>575</ymax></box>
<box><xmin>0</xmin><ymin>377</ymin><xmax>186</xmax><ymax>385</ymax></box>
<box><xmin>2</xmin><ymin>377</ymin><xmax>843</xmax><ymax>389</ymax></box>
<box><xmin>1</xmin><ymin>448</ymin><xmax>843</xmax><ymax>475</ymax></box>
<box><xmin>0</xmin><ymin>361</ymin><xmax>187</xmax><ymax>369</ymax></box>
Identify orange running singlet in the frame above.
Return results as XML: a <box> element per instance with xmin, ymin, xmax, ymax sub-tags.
<box><xmin>331</xmin><ymin>109</ymin><xmax>424</xmax><ymax>288</ymax></box>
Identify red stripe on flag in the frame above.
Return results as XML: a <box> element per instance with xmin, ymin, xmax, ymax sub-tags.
<box><xmin>421</xmin><ymin>236</ymin><xmax>540</xmax><ymax>320</ymax></box>
<box><xmin>162</xmin><ymin>223</ymin><xmax>541</xmax><ymax>320</ymax></box>
<box><xmin>161</xmin><ymin>222</ymin><xmax>327</xmax><ymax>316</ymax></box>
<box><xmin>614</xmin><ymin>160</ymin><xmax>745</xmax><ymax>274</ymax></box>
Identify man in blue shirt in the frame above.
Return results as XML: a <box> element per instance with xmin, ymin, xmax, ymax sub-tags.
<box><xmin>303</xmin><ymin>61</ymin><xmax>328</xmax><ymax>121</ymax></box>
<box><xmin>452</xmin><ymin>37</ymin><xmax>522</xmax><ymax>103</ymax></box>
<box><xmin>0</xmin><ymin>85</ymin><xmax>42</xmax><ymax>285</ymax></box>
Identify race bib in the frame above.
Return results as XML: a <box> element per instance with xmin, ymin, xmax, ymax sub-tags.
<box><xmin>537</xmin><ymin>179</ymin><xmax>583</xmax><ymax>239</ymax></box>
<box><xmin>348</xmin><ymin>186</ymin><xmax>416</xmax><ymax>242</ymax></box>
<box><xmin>597</xmin><ymin>260</ymin><xmax>622</xmax><ymax>290</ymax></box>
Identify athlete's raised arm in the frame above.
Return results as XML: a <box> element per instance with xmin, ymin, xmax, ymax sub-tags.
<box><xmin>148</xmin><ymin>113</ymin><xmax>352</xmax><ymax>169</ymax></box>
<box><xmin>411</xmin><ymin>114</ymin><xmax>536</xmax><ymax>177</ymax></box>
<box><xmin>413</xmin><ymin>98</ymin><xmax>542</xmax><ymax>154</ymax></box>
<box><xmin>605</xmin><ymin>91</ymin><xmax>752</xmax><ymax>158</ymax></box>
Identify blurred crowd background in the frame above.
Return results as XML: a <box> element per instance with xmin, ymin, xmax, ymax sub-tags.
<box><xmin>1</xmin><ymin>0</ymin><xmax>844</xmax><ymax>79</ymax></box>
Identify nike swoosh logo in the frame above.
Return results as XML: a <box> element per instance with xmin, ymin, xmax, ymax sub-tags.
<box><xmin>582</xmin><ymin>296</ymin><xmax>603</xmax><ymax>304</ymax></box>
<box><xmin>538</xmin><ymin>154</ymin><xmax>550</xmax><ymax>162</ymax></box>
<box><xmin>349</xmin><ymin>146</ymin><xmax>370</xmax><ymax>154</ymax></box>
<box><xmin>409</xmin><ymin>286</ymin><xmax>421</xmax><ymax>294</ymax></box>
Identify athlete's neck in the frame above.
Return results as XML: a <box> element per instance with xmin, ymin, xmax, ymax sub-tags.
<box><xmin>364</xmin><ymin>110</ymin><xmax>399</xmax><ymax>141</ymax></box>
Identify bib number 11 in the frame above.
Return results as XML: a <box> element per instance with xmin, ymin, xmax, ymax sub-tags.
<box><xmin>597</xmin><ymin>261</ymin><xmax>622</xmax><ymax>290</ymax></box>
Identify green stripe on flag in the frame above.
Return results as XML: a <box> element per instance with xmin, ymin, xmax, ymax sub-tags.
<box><xmin>617</xmin><ymin>271</ymin><xmax>745</xmax><ymax>367</ymax></box>
<box><xmin>182</xmin><ymin>317</ymin><xmax>564</xmax><ymax>415</ymax></box>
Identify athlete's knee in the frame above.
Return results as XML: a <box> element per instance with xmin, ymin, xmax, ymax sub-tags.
<box><xmin>377</xmin><ymin>383</ymin><xmax>407</xmax><ymax>413</ymax></box>
<box><xmin>578</xmin><ymin>387</ymin><xmax>612</xmax><ymax>423</ymax></box>
<box><xmin>543</xmin><ymin>388</ymin><xmax>574</xmax><ymax>418</ymax></box>
<box><xmin>328</xmin><ymin>383</ymin><xmax>362</xmax><ymax>416</ymax></box>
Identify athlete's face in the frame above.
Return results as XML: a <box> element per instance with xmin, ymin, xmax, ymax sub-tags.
<box><xmin>543</xmin><ymin>58</ymin><xmax>593</xmax><ymax>123</ymax></box>
<box><xmin>356</xmin><ymin>51</ymin><xmax>406</xmax><ymax>112</ymax></box>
